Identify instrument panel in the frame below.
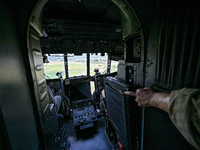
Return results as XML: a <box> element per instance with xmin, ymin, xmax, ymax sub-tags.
<box><xmin>72</xmin><ymin>98</ymin><xmax>97</xmax><ymax>128</ymax></box>
<box><xmin>65</xmin><ymin>75</ymin><xmax>93</xmax><ymax>85</ymax></box>
<box><xmin>40</xmin><ymin>19</ymin><xmax>124</xmax><ymax>55</ymax></box>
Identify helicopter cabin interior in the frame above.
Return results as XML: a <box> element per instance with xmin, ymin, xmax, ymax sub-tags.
<box><xmin>0</xmin><ymin>0</ymin><xmax>200</xmax><ymax>150</ymax></box>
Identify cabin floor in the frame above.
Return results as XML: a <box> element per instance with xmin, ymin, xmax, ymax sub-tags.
<box><xmin>56</xmin><ymin>116</ymin><xmax>119</xmax><ymax>150</ymax></box>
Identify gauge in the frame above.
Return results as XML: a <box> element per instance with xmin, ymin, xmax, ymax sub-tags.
<box><xmin>58</xmin><ymin>89</ymin><xmax>62</xmax><ymax>93</ymax></box>
<box><xmin>49</xmin><ymin>81</ymin><xmax>54</xmax><ymax>86</ymax></box>
<box><xmin>55</xmin><ymin>81</ymin><xmax>60</xmax><ymax>86</ymax></box>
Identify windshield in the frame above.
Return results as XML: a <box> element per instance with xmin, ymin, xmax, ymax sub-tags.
<box><xmin>68</xmin><ymin>53</ymin><xmax>87</xmax><ymax>77</ymax></box>
<box><xmin>90</xmin><ymin>53</ymin><xmax>108</xmax><ymax>76</ymax></box>
<box><xmin>44</xmin><ymin>53</ymin><xmax>116</xmax><ymax>79</ymax></box>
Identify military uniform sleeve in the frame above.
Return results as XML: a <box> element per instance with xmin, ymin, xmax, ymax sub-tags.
<box><xmin>169</xmin><ymin>88</ymin><xmax>200</xmax><ymax>150</ymax></box>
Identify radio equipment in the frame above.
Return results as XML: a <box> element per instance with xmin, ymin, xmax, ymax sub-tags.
<box><xmin>104</xmin><ymin>77</ymin><xmax>138</xmax><ymax>150</ymax></box>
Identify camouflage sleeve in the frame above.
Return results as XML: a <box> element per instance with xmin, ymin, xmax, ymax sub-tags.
<box><xmin>169</xmin><ymin>88</ymin><xmax>200</xmax><ymax>150</ymax></box>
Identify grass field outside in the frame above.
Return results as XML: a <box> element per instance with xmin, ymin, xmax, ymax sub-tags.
<box><xmin>44</xmin><ymin>61</ymin><xmax>65</xmax><ymax>79</ymax></box>
<box><xmin>44</xmin><ymin>54</ymin><xmax>118</xmax><ymax>93</ymax></box>
<box><xmin>44</xmin><ymin>53</ymin><xmax>118</xmax><ymax>79</ymax></box>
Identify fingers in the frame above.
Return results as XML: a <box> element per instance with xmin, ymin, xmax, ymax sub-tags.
<box><xmin>124</xmin><ymin>91</ymin><xmax>136</xmax><ymax>97</ymax></box>
<box><xmin>124</xmin><ymin>89</ymin><xmax>143</xmax><ymax>98</ymax></box>
<box><xmin>135</xmin><ymin>93</ymin><xmax>145</xmax><ymax>103</ymax></box>
<box><xmin>125</xmin><ymin>87</ymin><xmax>152</xmax><ymax>107</ymax></box>
<box><xmin>136</xmin><ymin>89</ymin><xmax>142</xmax><ymax>97</ymax></box>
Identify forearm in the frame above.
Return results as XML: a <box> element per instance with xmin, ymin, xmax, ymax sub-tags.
<box><xmin>150</xmin><ymin>92</ymin><xmax>171</xmax><ymax>112</ymax></box>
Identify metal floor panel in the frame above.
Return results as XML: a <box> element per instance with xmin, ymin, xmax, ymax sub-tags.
<box><xmin>62</xmin><ymin>118</ymin><xmax>113</xmax><ymax>150</ymax></box>
<box><xmin>70</xmin><ymin>128</ymin><xmax>111</xmax><ymax>150</ymax></box>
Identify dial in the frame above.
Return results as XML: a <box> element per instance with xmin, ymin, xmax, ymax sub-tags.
<box><xmin>55</xmin><ymin>81</ymin><xmax>60</xmax><ymax>86</ymax></box>
<box><xmin>58</xmin><ymin>89</ymin><xmax>62</xmax><ymax>93</ymax></box>
<box><xmin>49</xmin><ymin>81</ymin><xmax>54</xmax><ymax>86</ymax></box>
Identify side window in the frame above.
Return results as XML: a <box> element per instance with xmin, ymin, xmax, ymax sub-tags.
<box><xmin>110</xmin><ymin>60</ymin><xmax>119</xmax><ymax>73</ymax></box>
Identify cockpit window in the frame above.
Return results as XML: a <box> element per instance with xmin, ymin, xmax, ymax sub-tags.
<box><xmin>68</xmin><ymin>53</ymin><xmax>87</xmax><ymax>77</ymax></box>
<box><xmin>44</xmin><ymin>53</ymin><xmax>114</xmax><ymax>79</ymax></box>
<box><xmin>90</xmin><ymin>53</ymin><xmax>108</xmax><ymax>76</ymax></box>
<box><xmin>44</xmin><ymin>54</ymin><xmax>65</xmax><ymax>79</ymax></box>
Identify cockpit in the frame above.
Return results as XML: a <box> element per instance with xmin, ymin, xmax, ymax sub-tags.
<box><xmin>27</xmin><ymin>0</ymin><xmax>134</xmax><ymax>149</ymax></box>
<box><xmin>1</xmin><ymin>0</ymin><xmax>199</xmax><ymax>149</ymax></box>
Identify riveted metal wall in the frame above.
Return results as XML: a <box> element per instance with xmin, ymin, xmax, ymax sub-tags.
<box><xmin>0</xmin><ymin>0</ymin><xmax>40</xmax><ymax>149</ymax></box>
<box><xmin>138</xmin><ymin>0</ymin><xmax>199</xmax><ymax>150</ymax></box>
<box><xmin>128</xmin><ymin>0</ymin><xmax>199</xmax><ymax>149</ymax></box>
<box><xmin>145</xmin><ymin>1</ymin><xmax>200</xmax><ymax>90</ymax></box>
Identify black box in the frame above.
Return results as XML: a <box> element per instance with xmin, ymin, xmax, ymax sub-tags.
<box><xmin>104</xmin><ymin>77</ymin><xmax>138</xmax><ymax>150</ymax></box>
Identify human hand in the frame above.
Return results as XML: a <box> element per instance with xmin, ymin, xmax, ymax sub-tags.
<box><xmin>124</xmin><ymin>87</ymin><xmax>154</xmax><ymax>107</ymax></box>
